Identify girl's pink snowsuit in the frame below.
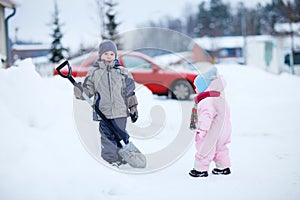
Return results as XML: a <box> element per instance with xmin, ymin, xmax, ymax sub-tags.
<box><xmin>194</xmin><ymin>76</ymin><xmax>231</xmax><ymax>171</ymax></box>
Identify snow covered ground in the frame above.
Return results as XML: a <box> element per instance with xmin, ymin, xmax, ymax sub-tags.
<box><xmin>0</xmin><ymin>58</ymin><xmax>300</xmax><ymax>200</ymax></box>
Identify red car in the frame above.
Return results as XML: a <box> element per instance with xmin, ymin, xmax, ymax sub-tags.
<box><xmin>54</xmin><ymin>51</ymin><xmax>198</xmax><ymax>100</ymax></box>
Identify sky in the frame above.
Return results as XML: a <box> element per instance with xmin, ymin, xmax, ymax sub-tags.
<box><xmin>7</xmin><ymin>0</ymin><xmax>271</xmax><ymax>52</ymax></box>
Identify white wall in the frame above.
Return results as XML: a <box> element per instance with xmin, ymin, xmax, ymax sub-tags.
<box><xmin>247</xmin><ymin>36</ymin><xmax>300</xmax><ymax>75</ymax></box>
<box><xmin>248</xmin><ymin>38</ymin><xmax>281</xmax><ymax>74</ymax></box>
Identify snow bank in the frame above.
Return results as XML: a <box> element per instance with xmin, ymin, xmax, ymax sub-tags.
<box><xmin>0</xmin><ymin>58</ymin><xmax>71</xmax><ymax>129</ymax></box>
<box><xmin>218</xmin><ymin>64</ymin><xmax>300</xmax><ymax>134</ymax></box>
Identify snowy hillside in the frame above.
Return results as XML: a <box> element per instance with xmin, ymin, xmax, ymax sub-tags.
<box><xmin>0</xmin><ymin>58</ymin><xmax>300</xmax><ymax>200</ymax></box>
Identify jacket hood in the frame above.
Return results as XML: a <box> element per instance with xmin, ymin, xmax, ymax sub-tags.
<box><xmin>207</xmin><ymin>75</ymin><xmax>226</xmax><ymax>92</ymax></box>
<box><xmin>92</xmin><ymin>59</ymin><xmax>121</xmax><ymax>68</ymax></box>
<box><xmin>92</xmin><ymin>59</ymin><xmax>116</xmax><ymax>69</ymax></box>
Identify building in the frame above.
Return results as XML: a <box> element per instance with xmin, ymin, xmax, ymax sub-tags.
<box><xmin>11</xmin><ymin>43</ymin><xmax>51</xmax><ymax>60</ymax></box>
<box><xmin>0</xmin><ymin>0</ymin><xmax>17</xmax><ymax>67</ymax></box>
<box><xmin>193</xmin><ymin>36</ymin><xmax>247</xmax><ymax>64</ymax></box>
<box><xmin>192</xmin><ymin>35</ymin><xmax>300</xmax><ymax>75</ymax></box>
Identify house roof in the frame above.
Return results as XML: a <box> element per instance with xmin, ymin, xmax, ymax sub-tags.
<box><xmin>0</xmin><ymin>0</ymin><xmax>18</xmax><ymax>8</ymax></box>
<box><xmin>193</xmin><ymin>35</ymin><xmax>276</xmax><ymax>50</ymax></box>
<box><xmin>12</xmin><ymin>44</ymin><xmax>51</xmax><ymax>51</ymax></box>
<box><xmin>275</xmin><ymin>22</ymin><xmax>300</xmax><ymax>33</ymax></box>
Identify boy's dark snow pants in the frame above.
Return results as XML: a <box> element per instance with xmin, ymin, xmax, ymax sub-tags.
<box><xmin>98</xmin><ymin>117</ymin><xmax>130</xmax><ymax>163</ymax></box>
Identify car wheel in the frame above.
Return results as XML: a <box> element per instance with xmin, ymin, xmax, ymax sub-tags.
<box><xmin>169</xmin><ymin>80</ymin><xmax>194</xmax><ymax>100</ymax></box>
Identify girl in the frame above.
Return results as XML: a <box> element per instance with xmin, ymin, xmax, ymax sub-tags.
<box><xmin>189</xmin><ymin>68</ymin><xmax>232</xmax><ymax>177</ymax></box>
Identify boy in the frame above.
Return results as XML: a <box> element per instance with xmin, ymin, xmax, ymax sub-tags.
<box><xmin>74</xmin><ymin>40</ymin><xmax>138</xmax><ymax>167</ymax></box>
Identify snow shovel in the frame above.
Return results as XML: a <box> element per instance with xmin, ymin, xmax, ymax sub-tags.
<box><xmin>56</xmin><ymin>60</ymin><xmax>146</xmax><ymax>168</ymax></box>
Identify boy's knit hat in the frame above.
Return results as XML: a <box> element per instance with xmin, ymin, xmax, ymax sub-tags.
<box><xmin>193</xmin><ymin>67</ymin><xmax>218</xmax><ymax>93</ymax></box>
<box><xmin>98</xmin><ymin>40</ymin><xmax>117</xmax><ymax>59</ymax></box>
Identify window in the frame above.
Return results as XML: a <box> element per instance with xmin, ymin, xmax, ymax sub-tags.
<box><xmin>219</xmin><ymin>48</ymin><xmax>243</xmax><ymax>57</ymax></box>
<box><xmin>122</xmin><ymin>55</ymin><xmax>152</xmax><ymax>69</ymax></box>
<box><xmin>284</xmin><ymin>51</ymin><xmax>300</xmax><ymax>66</ymax></box>
<box><xmin>219</xmin><ymin>49</ymin><xmax>229</xmax><ymax>57</ymax></box>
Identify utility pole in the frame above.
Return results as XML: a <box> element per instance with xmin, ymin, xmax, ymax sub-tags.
<box><xmin>242</xmin><ymin>9</ymin><xmax>247</xmax><ymax>65</ymax></box>
<box><xmin>289</xmin><ymin>22</ymin><xmax>295</xmax><ymax>75</ymax></box>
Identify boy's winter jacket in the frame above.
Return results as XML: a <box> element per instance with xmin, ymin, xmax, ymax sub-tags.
<box><xmin>75</xmin><ymin>59</ymin><xmax>137</xmax><ymax>120</ymax></box>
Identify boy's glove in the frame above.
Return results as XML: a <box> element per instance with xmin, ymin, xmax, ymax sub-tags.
<box><xmin>130</xmin><ymin>106</ymin><xmax>138</xmax><ymax>123</ymax></box>
<box><xmin>127</xmin><ymin>95</ymin><xmax>138</xmax><ymax>123</ymax></box>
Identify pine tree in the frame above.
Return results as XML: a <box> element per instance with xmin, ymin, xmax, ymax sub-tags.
<box><xmin>49</xmin><ymin>1</ymin><xmax>67</xmax><ymax>63</ymax></box>
<box><xmin>102</xmin><ymin>0</ymin><xmax>120</xmax><ymax>47</ymax></box>
<box><xmin>209</xmin><ymin>0</ymin><xmax>232</xmax><ymax>36</ymax></box>
<box><xmin>196</xmin><ymin>2</ymin><xmax>211</xmax><ymax>37</ymax></box>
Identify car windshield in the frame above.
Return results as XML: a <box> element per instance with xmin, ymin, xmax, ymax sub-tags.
<box><xmin>122</xmin><ymin>55</ymin><xmax>152</xmax><ymax>69</ymax></box>
<box><xmin>69</xmin><ymin>52</ymin><xmax>96</xmax><ymax>66</ymax></box>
